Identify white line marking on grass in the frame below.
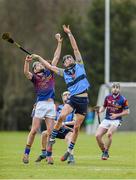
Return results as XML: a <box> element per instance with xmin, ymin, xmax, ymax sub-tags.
<box><xmin>72</xmin><ymin>166</ymin><xmax>136</xmax><ymax>172</ymax></box>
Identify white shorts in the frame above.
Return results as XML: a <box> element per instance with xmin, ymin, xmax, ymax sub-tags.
<box><xmin>99</xmin><ymin>119</ymin><xmax>121</xmax><ymax>129</ymax></box>
<box><xmin>34</xmin><ymin>101</ymin><xmax>56</xmax><ymax>119</ymax></box>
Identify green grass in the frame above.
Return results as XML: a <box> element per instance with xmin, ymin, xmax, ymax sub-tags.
<box><xmin>0</xmin><ymin>131</ymin><xmax>136</xmax><ymax>179</ymax></box>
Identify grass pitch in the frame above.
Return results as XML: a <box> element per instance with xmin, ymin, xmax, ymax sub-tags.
<box><xmin>0</xmin><ymin>131</ymin><xmax>136</xmax><ymax>179</ymax></box>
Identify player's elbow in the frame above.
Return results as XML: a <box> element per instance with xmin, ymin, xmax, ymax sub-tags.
<box><xmin>74</xmin><ymin>49</ymin><xmax>79</xmax><ymax>53</ymax></box>
<box><xmin>24</xmin><ymin>71</ymin><xmax>28</xmax><ymax>77</ymax></box>
<box><xmin>24</xmin><ymin>72</ymin><xmax>32</xmax><ymax>80</ymax></box>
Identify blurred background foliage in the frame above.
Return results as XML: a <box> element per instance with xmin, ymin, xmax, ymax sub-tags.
<box><xmin>0</xmin><ymin>0</ymin><xmax>135</xmax><ymax>130</ymax></box>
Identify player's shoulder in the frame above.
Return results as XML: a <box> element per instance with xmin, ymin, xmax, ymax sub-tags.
<box><xmin>119</xmin><ymin>94</ymin><xmax>127</xmax><ymax>101</ymax></box>
<box><xmin>75</xmin><ymin>62</ymin><xmax>84</xmax><ymax>67</ymax></box>
<box><xmin>44</xmin><ymin>69</ymin><xmax>53</xmax><ymax>75</ymax></box>
<box><xmin>105</xmin><ymin>94</ymin><xmax>112</xmax><ymax>99</ymax></box>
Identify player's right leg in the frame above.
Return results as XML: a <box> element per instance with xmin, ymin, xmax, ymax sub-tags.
<box><xmin>95</xmin><ymin>121</ymin><xmax>108</xmax><ymax>160</ymax></box>
<box><xmin>95</xmin><ymin>126</ymin><xmax>107</xmax><ymax>152</ymax></box>
<box><xmin>65</xmin><ymin>132</ymin><xmax>75</xmax><ymax>164</ymax></box>
<box><xmin>61</xmin><ymin>114</ymin><xmax>84</xmax><ymax>162</ymax></box>
<box><xmin>35</xmin><ymin>130</ymin><xmax>48</xmax><ymax>162</ymax></box>
<box><xmin>44</xmin><ymin>117</ymin><xmax>55</xmax><ymax>164</ymax></box>
<box><xmin>23</xmin><ymin>117</ymin><xmax>41</xmax><ymax>164</ymax></box>
<box><xmin>47</xmin><ymin>104</ymin><xmax>73</xmax><ymax>150</ymax></box>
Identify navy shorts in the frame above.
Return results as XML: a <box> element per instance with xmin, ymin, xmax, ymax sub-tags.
<box><xmin>66</xmin><ymin>95</ymin><xmax>89</xmax><ymax>116</ymax></box>
<box><xmin>56</xmin><ymin>127</ymin><xmax>71</xmax><ymax>139</ymax></box>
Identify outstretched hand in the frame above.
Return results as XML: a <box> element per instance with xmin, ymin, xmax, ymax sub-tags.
<box><xmin>55</xmin><ymin>33</ymin><xmax>63</xmax><ymax>42</ymax></box>
<box><xmin>63</xmin><ymin>24</ymin><xmax>71</xmax><ymax>34</ymax></box>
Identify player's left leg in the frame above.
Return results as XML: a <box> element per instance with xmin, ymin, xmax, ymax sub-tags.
<box><xmin>61</xmin><ymin>114</ymin><xmax>84</xmax><ymax>161</ymax></box>
<box><xmin>65</xmin><ymin>131</ymin><xmax>72</xmax><ymax>144</ymax></box>
<box><xmin>50</xmin><ymin>104</ymin><xmax>73</xmax><ymax>142</ymax></box>
<box><xmin>65</xmin><ymin>132</ymin><xmax>75</xmax><ymax>164</ymax></box>
<box><xmin>46</xmin><ymin>104</ymin><xmax>73</xmax><ymax>162</ymax></box>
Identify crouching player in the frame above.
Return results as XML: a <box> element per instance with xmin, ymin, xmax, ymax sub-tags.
<box><xmin>95</xmin><ymin>82</ymin><xmax>130</xmax><ymax>160</ymax></box>
<box><xmin>35</xmin><ymin>91</ymin><xmax>75</xmax><ymax>164</ymax></box>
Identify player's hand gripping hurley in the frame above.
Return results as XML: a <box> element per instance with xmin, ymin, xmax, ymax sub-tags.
<box><xmin>93</xmin><ymin>106</ymin><xmax>101</xmax><ymax>124</ymax></box>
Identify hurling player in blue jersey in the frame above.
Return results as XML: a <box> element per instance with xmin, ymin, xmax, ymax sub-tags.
<box><xmin>22</xmin><ymin>34</ymin><xmax>62</xmax><ymax>164</ymax></box>
<box><xmin>31</xmin><ymin>25</ymin><xmax>90</xmax><ymax>164</ymax></box>
<box><xmin>95</xmin><ymin>82</ymin><xmax>129</xmax><ymax>160</ymax></box>
<box><xmin>35</xmin><ymin>91</ymin><xmax>75</xmax><ymax>164</ymax></box>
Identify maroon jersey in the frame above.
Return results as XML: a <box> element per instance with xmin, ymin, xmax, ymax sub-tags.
<box><xmin>103</xmin><ymin>94</ymin><xmax>129</xmax><ymax>120</ymax></box>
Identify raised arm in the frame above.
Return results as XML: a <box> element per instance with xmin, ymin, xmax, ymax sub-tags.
<box><xmin>51</xmin><ymin>33</ymin><xmax>63</xmax><ymax>66</ymax></box>
<box><xmin>24</xmin><ymin>56</ymin><xmax>33</xmax><ymax>80</ymax></box>
<box><xmin>63</xmin><ymin>25</ymin><xmax>83</xmax><ymax>63</ymax></box>
<box><xmin>31</xmin><ymin>54</ymin><xmax>64</xmax><ymax>76</ymax></box>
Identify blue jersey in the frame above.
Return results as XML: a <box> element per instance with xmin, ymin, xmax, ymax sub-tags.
<box><xmin>31</xmin><ymin>69</ymin><xmax>55</xmax><ymax>102</ymax></box>
<box><xmin>55</xmin><ymin>104</ymin><xmax>74</xmax><ymax>139</ymax></box>
<box><xmin>103</xmin><ymin>94</ymin><xmax>129</xmax><ymax>120</ymax></box>
<box><xmin>63</xmin><ymin>63</ymin><xmax>90</xmax><ymax>96</ymax></box>
<box><xmin>56</xmin><ymin>104</ymin><xmax>74</xmax><ymax>123</ymax></box>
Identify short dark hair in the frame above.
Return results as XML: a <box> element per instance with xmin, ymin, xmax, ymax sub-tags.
<box><xmin>61</xmin><ymin>91</ymin><xmax>70</xmax><ymax>96</ymax></box>
<box><xmin>111</xmin><ymin>82</ymin><xmax>120</xmax><ymax>88</ymax></box>
<box><xmin>62</xmin><ymin>55</ymin><xmax>74</xmax><ymax>63</ymax></box>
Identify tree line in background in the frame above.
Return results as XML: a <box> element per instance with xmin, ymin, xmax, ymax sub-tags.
<box><xmin>0</xmin><ymin>0</ymin><xmax>135</xmax><ymax>130</ymax></box>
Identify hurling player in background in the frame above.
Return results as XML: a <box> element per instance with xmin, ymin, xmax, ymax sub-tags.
<box><xmin>95</xmin><ymin>82</ymin><xmax>130</xmax><ymax>160</ymax></box>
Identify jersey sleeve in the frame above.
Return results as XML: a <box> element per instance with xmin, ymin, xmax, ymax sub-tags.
<box><xmin>44</xmin><ymin>69</ymin><xmax>53</xmax><ymax>76</ymax></box>
<box><xmin>57</xmin><ymin>68</ymin><xmax>64</xmax><ymax>77</ymax></box>
<box><xmin>31</xmin><ymin>74</ymin><xmax>36</xmax><ymax>83</ymax></box>
<box><xmin>123</xmin><ymin>99</ymin><xmax>129</xmax><ymax>110</ymax></box>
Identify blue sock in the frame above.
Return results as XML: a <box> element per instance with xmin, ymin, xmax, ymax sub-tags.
<box><xmin>104</xmin><ymin>149</ymin><xmax>108</xmax><ymax>153</ymax></box>
<box><xmin>51</xmin><ymin>129</ymin><xmax>59</xmax><ymax>139</ymax></box>
<box><xmin>24</xmin><ymin>147</ymin><xmax>30</xmax><ymax>155</ymax></box>
<box><xmin>42</xmin><ymin>149</ymin><xmax>46</xmax><ymax>156</ymax></box>
<box><xmin>46</xmin><ymin>151</ymin><xmax>52</xmax><ymax>157</ymax></box>
<box><xmin>68</xmin><ymin>142</ymin><xmax>75</xmax><ymax>152</ymax></box>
